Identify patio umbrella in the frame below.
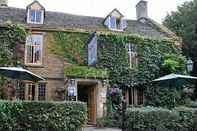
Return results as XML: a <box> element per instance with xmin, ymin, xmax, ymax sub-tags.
<box><xmin>152</xmin><ymin>73</ymin><xmax>197</xmax><ymax>88</ymax></box>
<box><xmin>0</xmin><ymin>67</ymin><xmax>45</xmax><ymax>82</ymax></box>
<box><xmin>152</xmin><ymin>73</ymin><xmax>197</xmax><ymax>107</ymax></box>
<box><xmin>0</xmin><ymin>67</ymin><xmax>45</xmax><ymax>100</ymax></box>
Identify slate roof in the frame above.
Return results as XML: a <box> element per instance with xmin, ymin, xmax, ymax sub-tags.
<box><xmin>0</xmin><ymin>6</ymin><xmax>175</xmax><ymax>39</ymax></box>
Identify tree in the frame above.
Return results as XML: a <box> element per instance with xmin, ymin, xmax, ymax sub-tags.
<box><xmin>163</xmin><ymin>0</ymin><xmax>197</xmax><ymax>100</ymax></box>
<box><xmin>163</xmin><ymin>0</ymin><xmax>197</xmax><ymax>60</ymax></box>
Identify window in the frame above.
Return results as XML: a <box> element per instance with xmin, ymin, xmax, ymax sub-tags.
<box><xmin>137</xmin><ymin>88</ymin><xmax>144</xmax><ymax>105</ymax></box>
<box><xmin>38</xmin><ymin>83</ymin><xmax>46</xmax><ymax>100</ymax></box>
<box><xmin>110</xmin><ymin>16</ymin><xmax>116</xmax><ymax>29</ymax></box>
<box><xmin>27</xmin><ymin>84</ymin><xmax>36</xmax><ymax>100</ymax></box>
<box><xmin>127</xmin><ymin>87</ymin><xmax>144</xmax><ymax>106</ymax></box>
<box><xmin>17</xmin><ymin>82</ymin><xmax>25</xmax><ymax>100</ymax></box>
<box><xmin>25</xmin><ymin>34</ymin><xmax>43</xmax><ymax>65</ymax></box>
<box><xmin>26</xmin><ymin>83</ymin><xmax>46</xmax><ymax>101</ymax></box>
<box><xmin>127</xmin><ymin>43</ymin><xmax>138</xmax><ymax>69</ymax></box>
<box><xmin>109</xmin><ymin>16</ymin><xmax>126</xmax><ymax>31</ymax></box>
<box><xmin>28</xmin><ymin>9</ymin><xmax>44</xmax><ymax>24</ymax></box>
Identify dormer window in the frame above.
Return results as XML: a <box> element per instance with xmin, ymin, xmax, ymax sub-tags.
<box><xmin>104</xmin><ymin>9</ymin><xmax>127</xmax><ymax>31</ymax></box>
<box><xmin>28</xmin><ymin>10</ymin><xmax>43</xmax><ymax>24</ymax></box>
<box><xmin>26</xmin><ymin>1</ymin><xmax>45</xmax><ymax>24</ymax></box>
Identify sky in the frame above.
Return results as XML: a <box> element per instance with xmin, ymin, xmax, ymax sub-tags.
<box><xmin>8</xmin><ymin>0</ymin><xmax>192</xmax><ymax>23</ymax></box>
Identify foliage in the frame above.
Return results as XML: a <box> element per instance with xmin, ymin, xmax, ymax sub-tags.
<box><xmin>145</xmin><ymin>85</ymin><xmax>188</xmax><ymax>109</ymax></box>
<box><xmin>48</xmin><ymin>32</ymin><xmax>89</xmax><ymax>65</ymax></box>
<box><xmin>107</xmin><ymin>86</ymin><xmax>122</xmax><ymax>111</ymax></box>
<box><xmin>48</xmin><ymin>31</ymin><xmax>185</xmax><ymax>107</ymax></box>
<box><xmin>0</xmin><ymin>22</ymin><xmax>26</xmax><ymax>66</ymax></box>
<box><xmin>97</xmin><ymin>33</ymin><xmax>182</xmax><ymax>87</ymax></box>
<box><xmin>125</xmin><ymin>106</ymin><xmax>197</xmax><ymax>131</ymax></box>
<box><xmin>96</xmin><ymin>116</ymin><xmax>115</xmax><ymax>128</ymax></box>
<box><xmin>0</xmin><ymin>100</ymin><xmax>87</xmax><ymax>131</ymax></box>
<box><xmin>64</xmin><ymin>65</ymin><xmax>108</xmax><ymax>78</ymax></box>
<box><xmin>161</xmin><ymin>53</ymin><xmax>187</xmax><ymax>74</ymax></box>
<box><xmin>48</xmin><ymin>31</ymin><xmax>183</xmax><ymax>87</ymax></box>
<box><xmin>163</xmin><ymin>0</ymin><xmax>197</xmax><ymax>60</ymax></box>
<box><xmin>0</xmin><ymin>23</ymin><xmax>26</xmax><ymax>99</ymax></box>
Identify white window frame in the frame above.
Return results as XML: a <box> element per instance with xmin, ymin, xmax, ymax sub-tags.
<box><xmin>109</xmin><ymin>16</ymin><xmax>124</xmax><ymax>32</ymax></box>
<box><xmin>27</xmin><ymin>9</ymin><xmax>44</xmax><ymax>24</ymax></box>
<box><xmin>25</xmin><ymin>34</ymin><xmax>43</xmax><ymax>66</ymax></box>
<box><xmin>127</xmin><ymin>43</ymin><xmax>138</xmax><ymax>69</ymax></box>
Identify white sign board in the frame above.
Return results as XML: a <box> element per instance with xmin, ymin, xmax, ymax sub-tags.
<box><xmin>88</xmin><ymin>33</ymin><xmax>97</xmax><ymax>66</ymax></box>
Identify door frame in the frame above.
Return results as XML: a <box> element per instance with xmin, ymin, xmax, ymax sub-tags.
<box><xmin>76</xmin><ymin>80</ymin><xmax>97</xmax><ymax>124</ymax></box>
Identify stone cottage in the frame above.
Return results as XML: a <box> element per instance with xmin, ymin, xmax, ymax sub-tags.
<box><xmin>0</xmin><ymin>0</ymin><xmax>179</xmax><ymax>124</ymax></box>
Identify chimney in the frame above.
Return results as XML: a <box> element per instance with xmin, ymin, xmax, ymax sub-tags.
<box><xmin>136</xmin><ymin>0</ymin><xmax>148</xmax><ymax>20</ymax></box>
<box><xmin>0</xmin><ymin>0</ymin><xmax>8</xmax><ymax>7</ymax></box>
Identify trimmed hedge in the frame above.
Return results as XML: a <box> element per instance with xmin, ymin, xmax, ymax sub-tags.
<box><xmin>0</xmin><ymin>101</ymin><xmax>87</xmax><ymax>131</ymax></box>
<box><xmin>124</xmin><ymin>106</ymin><xmax>197</xmax><ymax>131</ymax></box>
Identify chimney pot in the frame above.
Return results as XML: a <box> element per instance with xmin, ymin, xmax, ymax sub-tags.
<box><xmin>136</xmin><ymin>0</ymin><xmax>148</xmax><ymax>20</ymax></box>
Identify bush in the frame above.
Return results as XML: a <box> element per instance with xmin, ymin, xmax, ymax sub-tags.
<box><xmin>145</xmin><ymin>85</ymin><xmax>187</xmax><ymax>109</ymax></box>
<box><xmin>124</xmin><ymin>106</ymin><xmax>197</xmax><ymax>131</ymax></box>
<box><xmin>0</xmin><ymin>100</ymin><xmax>87</xmax><ymax>131</ymax></box>
<box><xmin>174</xmin><ymin>106</ymin><xmax>197</xmax><ymax>130</ymax></box>
<box><xmin>125</xmin><ymin>106</ymin><xmax>180</xmax><ymax>131</ymax></box>
<box><xmin>96</xmin><ymin>116</ymin><xmax>116</xmax><ymax>128</ymax></box>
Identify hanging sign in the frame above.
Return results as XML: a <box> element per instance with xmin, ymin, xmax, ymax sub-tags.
<box><xmin>88</xmin><ymin>33</ymin><xmax>97</xmax><ymax>66</ymax></box>
<box><xmin>68</xmin><ymin>80</ymin><xmax>77</xmax><ymax>97</ymax></box>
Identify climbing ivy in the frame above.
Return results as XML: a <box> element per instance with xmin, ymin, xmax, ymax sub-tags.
<box><xmin>0</xmin><ymin>23</ymin><xmax>26</xmax><ymax>99</ymax></box>
<box><xmin>96</xmin><ymin>33</ymin><xmax>184</xmax><ymax>87</ymax></box>
<box><xmin>49</xmin><ymin>31</ymin><xmax>184</xmax><ymax>85</ymax></box>
<box><xmin>64</xmin><ymin>65</ymin><xmax>108</xmax><ymax>78</ymax></box>
<box><xmin>49</xmin><ymin>31</ymin><xmax>186</xmax><ymax>107</ymax></box>
<box><xmin>48</xmin><ymin>32</ymin><xmax>89</xmax><ymax>65</ymax></box>
<box><xmin>0</xmin><ymin>22</ymin><xmax>26</xmax><ymax>66</ymax></box>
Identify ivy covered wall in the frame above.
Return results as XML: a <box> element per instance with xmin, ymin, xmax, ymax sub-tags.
<box><xmin>0</xmin><ymin>23</ymin><xmax>26</xmax><ymax>66</ymax></box>
<box><xmin>0</xmin><ymin>23</ymin><xmax>26</xmax><ymax>99</ymax></box>
<box><xmin>48</xmin><ymin>31</ymin><xmax>186</xmax><ymax>107</ymax></box>
<box><xmin>97</xmin><ymin>33</ymin><xmax>185</xmax><ymax>87</ymax></box>
<box><xmin>48</xmin><ymin>31</ymin><xmax>184</xmax><ymax>85</ymax></box>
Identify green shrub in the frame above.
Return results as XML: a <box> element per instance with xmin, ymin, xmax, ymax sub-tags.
<box><xmin>174</xmin><ymin>106</ymin><xmax>197</xmax><ymax>130</ymax></box>
<box><xmin>0</xmin><ymin>100</ymin><xmax>87</xmax><ymax>131</ymax></box>
<box><xmin>123</xmin><ymin>106</ymin><xmax>197</xmax><ymax>131</ymax></box>
<box><xmin>125</xmin><ymin>106</ymin><xmax>180</xmax><ymax>131</ymax></box>
<box><xmin>145</xmin><ymin>85</ymin><xmax>187</xmax><ymax>109</ymax></box>
<box><xmin>96</xmin><ymin>116</ymin><xmax>116</xmax><ymax>128</ymax></box>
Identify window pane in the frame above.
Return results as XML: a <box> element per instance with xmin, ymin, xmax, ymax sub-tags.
<box><xmin>18</xmin><ymin>82</ymin><xmax>25</xmax><ymax>100</ymax></box>
<box><xmin>34</xmin><ymin>46</ymin><xmax>41</xmax><ymax>63</ymax></box>
<box><xmin>127</xmin><ymin>44</ymin><xmax>137</xmax><ymax>68</ymax></box>
<box><xmin>25</xmin><ymin>35</ymin><xmax>43</xmax><ymax>64</ymax></box>
<box><xmin>36</xmin><ymin>11</ymin><xmax>42</xmax><ymax>23</ymax></box>
<box><xmin>32</xmin><ymin>35</ymin><xmax>42</xmax><ymax>45</ymax></box>
<box><xmin>38</xmin><ymin>83</ymin><xmax>46</xmax><ymax>100</ymax></box>
<box><xmin>26</xmin><ymin>45</ymin><xmax>34</xmax><ymax>63</ymax></box>
<box><xmin>28</xmin><ymin>84</ymin><xmax>35</xmax><ymax>100</ymax></box>
<box><xmin>137</xmin><ymin>88</ymin><xmax>144</xmax><ymax>105</ymax></box>
<box><xmin>110</xmin><ymin>16</ymin><xmax>116</xmax><ymax>29</ymax></box>
<box><xmin>30</xmin><ymin>10</ymin><xmax>36</xmax><ymax>22</ymax></box>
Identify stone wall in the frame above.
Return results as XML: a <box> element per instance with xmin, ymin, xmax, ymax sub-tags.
<box><xmin>26</xmin><ymin>31</ymin><xmax>65</xmax><ymax>101</ymax></box>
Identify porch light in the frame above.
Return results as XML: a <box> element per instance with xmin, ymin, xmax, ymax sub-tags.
<box><xmin>186</xmin><ymin>58</ymin><xmax>193</xmax><ymax>72</ymax></box>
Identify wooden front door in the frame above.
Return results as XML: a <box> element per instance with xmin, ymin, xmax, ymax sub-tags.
<box><xmin>87</xmin><ymin>85</ymin><xmax>96</xmax><ymax>124</ymax></box>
